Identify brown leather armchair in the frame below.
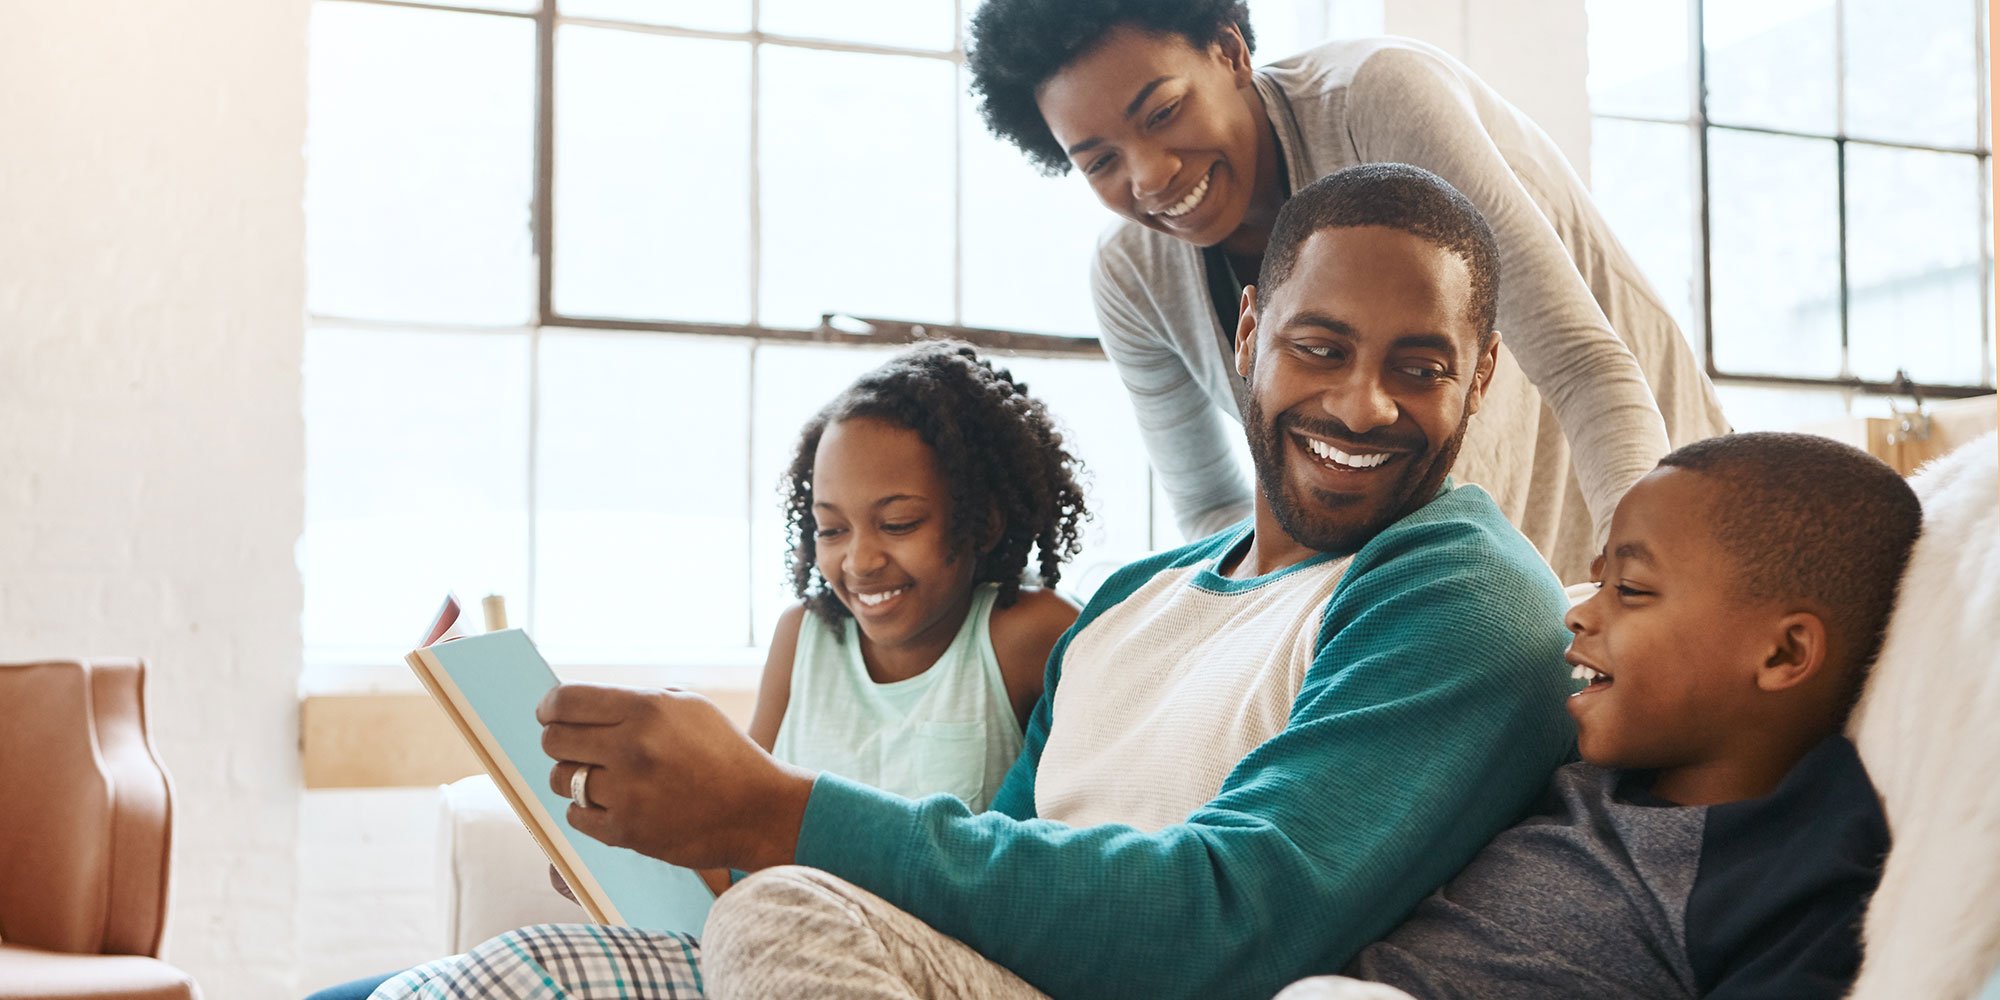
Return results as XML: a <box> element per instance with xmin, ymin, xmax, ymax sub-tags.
<box><xmin>0</xmin><ymin>660</ymin><xmax>199</xmax><ymax>1000</ymax></box>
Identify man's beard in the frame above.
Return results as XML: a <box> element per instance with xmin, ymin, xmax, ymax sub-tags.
<box><xmin>1243</xmin><ymin>395</ymin><xmax>1474</xmax><ymax>557</ymax></box>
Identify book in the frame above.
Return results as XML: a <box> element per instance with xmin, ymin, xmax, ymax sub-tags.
<box><xmin>406</xmin><ymin>626</ymin><xmax>716</xmax><ymax>934</ymax></box>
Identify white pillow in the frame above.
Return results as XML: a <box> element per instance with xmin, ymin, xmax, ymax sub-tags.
<box><xmin>1848</xmin><ymin>431</ymin><xmax>2000</xmax><ymax>1000</ymax></box>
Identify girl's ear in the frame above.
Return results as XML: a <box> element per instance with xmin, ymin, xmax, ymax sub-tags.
<box><xmin>981</xmin><ymin>505</ymin><xmax>1004</xmax><ymax>555</ymax></box>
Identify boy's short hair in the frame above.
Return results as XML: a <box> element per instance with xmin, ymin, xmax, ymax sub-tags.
<box><xmin>1659</xmin><ymin>432</ymin><xmax>1922</xmax><ymax>709</ymax></box>
<box><xmin>966</xmin><ymin>0</ymin><xmax>1254</xmax><ymax>176</ymax></box>
<box><xmin>1256</xmin><ymin>164</ymin><xmax>1501</xmax><ymax>343</ymax></box>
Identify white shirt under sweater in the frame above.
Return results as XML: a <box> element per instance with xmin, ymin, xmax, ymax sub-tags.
<box><xmin>1037</xmin><ymin>526</ymin><xmax>1352</xmax><ymax>831</ymax></box>
<box><xmin>1090</xmin><ymin>37</ymin><xmax>1731</xmax><ymax>583</ymax></box>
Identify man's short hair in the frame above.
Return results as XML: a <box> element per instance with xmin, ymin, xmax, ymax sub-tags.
<box><xmin>1660</xmin><ymin>431</ymin><xmax>1923</xmax><ymax>708</ymax></box>
<box><xmin>1255</xmin><ymin>164</ymin><xmax>1501</xmax><ymax>343</ymax></box>
<box><xmin>966</xmin><ymin>0</ymin><xmax>1254</xmax><ymax>176</ymax></box>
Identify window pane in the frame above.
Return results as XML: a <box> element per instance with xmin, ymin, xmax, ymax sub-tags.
<box><xmin>1707</xmin><ymin>130</ymin><xmax>1843</xmax><ymax>378</ymax></box>
<box><xmin>1001</xmin><ymin>355</ymin><xmax>1155</xmax><ymax>595</ymax></box>
<box><xmin>554</xmin><ymin>28</ymin><xmax>751</xmax><ymax>324</ymax></box>
<box><xmin>1845</xmin><ymin>146</ymin><xmax>1987</xmax><ymax>385</ymax></box>
<box><xmin>1590</xmin><ymin>118</ymin><xmax>1699</xmax><ymax>349</ymax></box>
<box><xmin>1843</xmin><ymin>0</ymin><xmax>1980</xmax><ymax>148</ymax></box>
<box><xmin>746</xmin><ymin>344</ymin><xmax>902</xmax><ymax>643</ymax></box>
<box><xmin>307</xmin><ymin>4</ymin><xmax>535</xmax><ymax>325</ymax></box>
<box><xmin>959</xmin><ymin>83</ymin><xmax>1106</xmax><ymax>337</ymax></box>
<box><xmin>759</xmin><ymin>49</ymin><xmax>955</xmax><ymax>327</ymax></box>
<box><xmin>534</xmin><ymin>331</ymin><xmax>753</xmax><ymax>660</ymax></box>
<box><xmin>1585</xmin><ymin>0</ymin><xmax>1691</xmax><ymax>119</ymax></box>
<box><xmin>560</xmin><ymin>0</ymin><xmax>749</xmax><ymax>33</ymax></box>
<box><xmin>759</xmin><ymin>0</ymin><xmax>954</xmax><ymax>51</ymax></box>
<box><xmin>303</xmin><ymin>327</ymin><xmax>530</xmax><ymax>662</ymax></box>
<box><xmin>1704</xmin><ymin>0</ymin><xmax>1835</xmax><ymax>134</ymax></box>
<box><xmin>1246</xmin><ymin>0</ymin><xmax>1329</xmax><ymax>62</ymax></box>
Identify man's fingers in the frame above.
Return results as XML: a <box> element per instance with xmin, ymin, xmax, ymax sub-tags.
<box><xmin>543</xmin><ymin>721</ymin><xmax>621</xmax><ymax>768</ymax></box>
<box><xmin>567</xmin><ymin>801</ymin><xmax>618</xmax><ymax>848</ymax></box>
<box><xmin>535</xmin><ymin>682</ymin><xmax>647</xmax><ymax>726</ymax></box>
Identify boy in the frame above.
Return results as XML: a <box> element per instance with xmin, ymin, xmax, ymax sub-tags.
<box><xmin>1284</xmin><ymin>431</ymin><xmax>1922</xmax><ymax>1000</ymax></box>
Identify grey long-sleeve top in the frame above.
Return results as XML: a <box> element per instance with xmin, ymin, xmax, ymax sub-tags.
<box><xmin>1091</xmin><ymin>37</ymin><xmax>1728</xmax><ymax>582</ymax></box>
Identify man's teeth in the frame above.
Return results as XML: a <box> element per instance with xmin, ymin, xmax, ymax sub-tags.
<box><xmin>1161</xmin><ymin>168</ymin><xmax>1212</xmax><ymax>219</ymax></box>
<box><xmin>1304</xmin><ymin>437</ymin><xmax>1391</xmax><ymax>469</ymax></box>
<box><xmin>1570</xmin><ymin>664</ymin><xmax>1609</xmax><ymax>685</ymax></box>
<box><xmin>854</xmin><ymin>587</ymin><xmax>907</xmax><ymax>608</ymax></box>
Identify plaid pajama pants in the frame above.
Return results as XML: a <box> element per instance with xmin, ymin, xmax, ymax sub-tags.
<box><xmin>369</xmin><ymin>924</ymin><xmax>705</xmax><ymax>1000</ymax></box>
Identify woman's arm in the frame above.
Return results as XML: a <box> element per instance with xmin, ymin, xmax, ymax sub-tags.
<box><xmin>1092</xmin><ymin>239</ymin><xmax>1254</xmax><ymax>540</ymax></box>
<box><xmin>1345</xmin><ymin>44</ymin><xmax>1672</xmax><ymax>538</ymax></box>
<box><xmin>986</xmin><ymin>587</ymin><xmax>1080</xmax><ymax>728</ymax></box>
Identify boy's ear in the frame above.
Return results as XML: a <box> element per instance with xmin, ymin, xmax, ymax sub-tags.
<box><xmin>1235</xmin><ymin>286</ymin><xmax>1259</xmax><ymax>380</ymax></box>
<box><xmin>1755</xmin><ymin>611</ymin><xmax>1829</xmax><ymax>693</ymax></box>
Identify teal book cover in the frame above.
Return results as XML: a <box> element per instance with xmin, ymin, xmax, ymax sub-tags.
<box><xmin>416</xmin><ymin>629</ymin><xmax>715</xmax><ymax>935</ymax></box>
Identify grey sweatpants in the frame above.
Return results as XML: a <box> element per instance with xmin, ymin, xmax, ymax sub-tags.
<box><xmin>704</xmin><ymin>866</ymin><xmax>1047</xmax><ymax>999</ymax></box>
<box><xmin>366</xmin><ymin>867</ymin><xmax>1046</xmax><ymax>1000</ymax></box>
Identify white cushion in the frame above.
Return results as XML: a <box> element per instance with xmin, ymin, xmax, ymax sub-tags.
<box><xmin>1849</xmin><ymin>432</ymin><xmax>2000</xmax><ymax>999</ymax></box>
<box><xmin>437</xmin><ymin>775</ymin><xmax>586</xmax><ymax>953</ymax></box>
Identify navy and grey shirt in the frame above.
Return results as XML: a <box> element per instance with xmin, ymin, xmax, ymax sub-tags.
<box><xmin>1347</xmin><ymin>736</ymin><xmax>1888</xmax><ymax>999</ymax></box>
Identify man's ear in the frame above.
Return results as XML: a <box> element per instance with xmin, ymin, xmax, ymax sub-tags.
<box><xmin>1755</xmin><ymin>611</ymin><xmax>1829</xmax><ymax>694</ymax></box>
<box><xmin>1217</xmin><ymin>23</ymin><xmax>1255</xmax><ymax>86</ymax></box>
<box><xmin>1235</xmin><ymin>285</ymin><xmax>1259</xmax><ymax>379</ymax></box>
<box><xmin>1462</xmin><ymin>330</ymin><xmax>1503</xmax><ymax>417</ymax></box>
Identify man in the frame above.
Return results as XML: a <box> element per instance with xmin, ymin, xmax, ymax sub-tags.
<box><xmin>486</xmin><ymin>164</ymin><xmax>1574</xmax><ymax>1000</ymax></box>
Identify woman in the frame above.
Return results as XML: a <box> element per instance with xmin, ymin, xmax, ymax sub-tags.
<box><xmin>967</xmin><ymin>0</ymin><xmax>1728</xmax><ymax>581</ymax></box>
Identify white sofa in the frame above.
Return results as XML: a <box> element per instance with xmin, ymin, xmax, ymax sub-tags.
<box><xmin>438</xmin><ymin>433</ymin><xmax>2000</xmax><ymax>996</ymax></box>
<box><xmin>436</xmin><ymin>775</ymin><xmax>586</xmax><ymax>953</ymax></box>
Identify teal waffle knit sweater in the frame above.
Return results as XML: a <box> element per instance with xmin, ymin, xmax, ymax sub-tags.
<box><xmin>793</xmin><ymin>483</ymin><xmax>1578</xmax><ymax>999</ymax></box>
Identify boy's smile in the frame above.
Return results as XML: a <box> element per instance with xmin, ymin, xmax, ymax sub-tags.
<box><xmin>1563</xmin><ymin>467</ymin><xmax>1798</xmax><ymax>800</ymax></box>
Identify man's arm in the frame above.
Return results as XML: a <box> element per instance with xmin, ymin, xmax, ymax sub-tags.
<box><xmin>794</xmin><ymin>512</ymin><xmax>1578</xmax><ymax>1000</ymax></box>
<box><xmin>1091</xmin><ymin>237</ymin><xmax>1253</xmax><ymax>541</ymax></box>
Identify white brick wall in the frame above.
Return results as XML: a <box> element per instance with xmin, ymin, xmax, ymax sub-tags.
<box><xmin>0</xmin><ymin>2</ymin><xmax>309</xmax><ymax>997</ymax></box>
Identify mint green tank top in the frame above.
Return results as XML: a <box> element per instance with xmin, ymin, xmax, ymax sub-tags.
<box><xmin>770</xmin><ymin>583</ymin><xmax>1022</xmax><ymax>812</ymax></box>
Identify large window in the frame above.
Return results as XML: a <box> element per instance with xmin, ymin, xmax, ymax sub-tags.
<box><xmin>302</xmin><ymin>1</ymin><xmax>1334</xmax><ymax>669</ymax></box>
<box><xmin>1586</xmin><ymin>0</ymin><xmax>1996</xmax><ymax>396</ymax></box>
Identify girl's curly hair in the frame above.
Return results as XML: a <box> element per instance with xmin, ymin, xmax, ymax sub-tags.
<box><xmin>783</xmin><ymin>341</ymin><xmax>1090</xmax><ymax>627</ymax></box>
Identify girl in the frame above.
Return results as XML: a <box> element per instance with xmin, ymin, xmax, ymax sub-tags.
<box><xmin>752</xmin><ymin>339</ymin><xmax>1089</xmax><ymax>812</ymax></box>
<box><xmin>330</xmin><ymin>341</ymin><xmax>1090</xmax><ymax>1000</ymax></box>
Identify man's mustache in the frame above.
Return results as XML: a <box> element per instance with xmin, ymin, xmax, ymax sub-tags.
<box><xmin>1278</xmin><ymin>411</ymin><xmax>1427</xmax><ymax>454</ymax></box>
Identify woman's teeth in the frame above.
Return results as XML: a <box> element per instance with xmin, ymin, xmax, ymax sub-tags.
<box><xmin>1160</xmin><ymin>167</ymin><xmax>1213</xmax><ymax>219</ymax></box>
<box><xmin>1305</xmin><ymin>437</ymin><xmax>1391</xmax><ymax>469</ymax></box>
<box><xmin>1570</xmin><ymin>664</ymin><xmax>1610</xmax><ymax>685</ymax></box>
<box><xmin>853</xmin><ymin>587</ymin><xmax>907</xmax><ymax>608</ymax></box>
